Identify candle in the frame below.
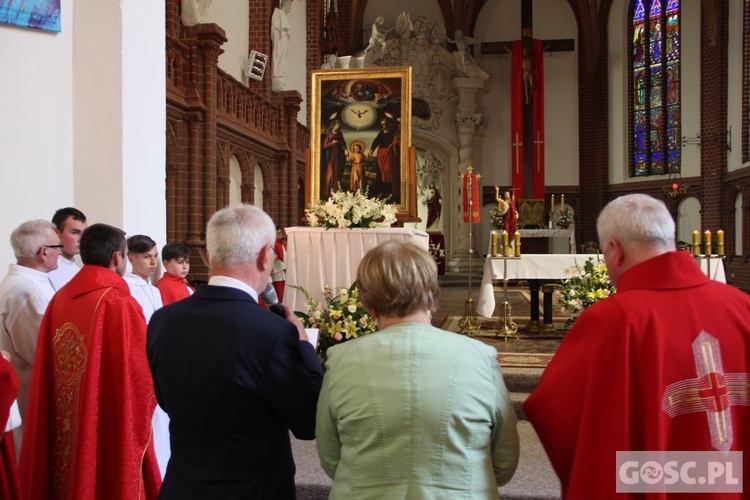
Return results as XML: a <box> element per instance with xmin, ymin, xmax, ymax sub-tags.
<box><xmin>502</xmin><ymin>231</ymin><xmax>509</xmax><ymax>256</ymax></box>
<box><xmin>560</xmin><ymin>194</ymin><xmax>565</xmax><ymax>212</ymax></box>
<box><xmin>491</xmin><ymin>231</ymin><xmax>498</xmax><ymax>256</ymax></box>
<box><xmin>550</xmin><ymin>194</ymin><xmax>555</xmax><ymax>212</ymax></box>
<box><xmin>692</xmin><ymin>231</ymin><xmax>700</xmax><ymax>256</ymax></box>
<box><xmin>514</xmin><ymin>231</ymin><xmax>521</xmax><ymax>257</ymax></box>
<box><xmin>704</xmin><ymin>230</ymin><xmax>712</xmax><ymax>254</ymax></box>
<box><xmin>717</xmin><ymin>230</ymin><xmax>725</xmax><ymax>256</ymax></box>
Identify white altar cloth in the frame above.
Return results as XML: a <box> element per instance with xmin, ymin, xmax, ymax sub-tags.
<box><xmin>476</xmin><ymin>253</ymin><xmax>727</xmax><ymax>318</ymax></box>
<box><xmin>283</xmin><ymin>227</ymin><xmax>429</xmax><ymax>311</ymax></box>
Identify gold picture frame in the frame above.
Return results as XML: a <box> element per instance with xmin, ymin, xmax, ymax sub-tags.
<box><xmin>308</xmin><ymin>66</ymin><xmax>416</xmax><ymax>221</ymax></box>
<box><xmin>517</xmin><ymin>198</ymin><xmax>547</xmax><ymax>228</ymax></box>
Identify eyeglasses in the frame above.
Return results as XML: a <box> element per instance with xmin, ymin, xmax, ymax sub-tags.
<box><xmin>37</xmin><ymin>244</ymin><xmax>64</xmax><ymax>254</ymax></box>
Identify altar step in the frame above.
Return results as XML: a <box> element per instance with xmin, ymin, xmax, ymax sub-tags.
<box><xmin>446</xmin><ymin>253</ymin><xmax>486</xmax><ymax>275</ymax></box>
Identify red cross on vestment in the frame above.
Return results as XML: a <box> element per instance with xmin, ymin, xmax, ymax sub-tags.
<box><xmin>661</xmin><ymin>331</ymin><xmax>750</xmax><ymax>452</ymax></box>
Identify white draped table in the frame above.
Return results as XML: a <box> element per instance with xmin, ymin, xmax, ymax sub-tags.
<box><xmin>520</xmin><ymin>227</ymin><xmax>576</xmax><ymax>253</ymax></box>
<box><xmin>283</xmin><ymin>227</ymin><xmax>429</xmax><ymax>311</ymax></box>
<box><xmin>476</xmin><ymin>253</ymin><xmax>727</xmax><ymax>318</ymax></box>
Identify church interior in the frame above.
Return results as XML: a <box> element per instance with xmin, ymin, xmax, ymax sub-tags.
<box><xmin>1</xmin><ymin>0</ymin><xmax>749</xmax><ymax>497</ymax></box>
<box><xmin>1</xmin><ymin>0</ymin><xmax>748</xmax><ymax>287</ymax></box>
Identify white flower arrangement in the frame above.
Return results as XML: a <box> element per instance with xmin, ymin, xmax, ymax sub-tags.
<box><xmin>295</xmin><ymin>283</ymin><xmax>377</xmax><ymax>360</ymax></box>
<box><xmin>557</xmin><ymin>255</ymin><xmax>616</xmax><ymax>329</ymax></box>
<box><xmin>307</xmin><ymin>186</ymin><xmax>398</xmax><ymax>229</ymax></box>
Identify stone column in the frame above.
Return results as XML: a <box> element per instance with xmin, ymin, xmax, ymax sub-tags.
<box><xmin>448</xmin><ymin>76</ymin><xmax>487</xmax><ymax>272</ymax></box>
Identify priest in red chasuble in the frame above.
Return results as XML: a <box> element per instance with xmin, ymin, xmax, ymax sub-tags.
<box><xmin>0</xmin><ymin>354</ymin><xmax>20</xmax><ymax>499</ymax></box>
<box><xmin>19</xmin><ymin>223</ymin><xmax>161</xmax><ymax>499</ymax></box>
<box><xmin>524</xmin><ymin>194</ymin><xmax>750</xmax><ymax>498</ymax></box>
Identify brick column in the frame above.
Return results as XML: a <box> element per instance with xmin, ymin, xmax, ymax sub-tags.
<box><xmin>283</xmin><ymin>92</ymin><xmax>302</xmax><ymax>226</ymax></box>
<box><xmin>573</xmin><ymin>0</ymin><xmax>611</xmax><ymax>246</ymax></box>
<box><xmin>700</xmin><ymin>0</ymin><xmax>729</xmax><ymax>232</ymax></box>
<box><xmin>196</xmin><ymin>26</ymin><xmax>227</xmax><ymax>227</ymax></box>
<box><xmin>186</xmin><ymin>112</ymin><xmax>204</xmax><ymax>245</ymax></box>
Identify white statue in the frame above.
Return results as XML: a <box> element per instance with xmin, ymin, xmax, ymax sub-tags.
<box><xmin>447</xmin><ymin>29</ymin><xmax>489</xmax><ymax>79</ymax></box>
<box><xmin>181</xmin><ymin>0</ymin><xmax>213</xmax><ymax>26</ymax></box>
<box><xmin>321</xmin><ymin>53</ymin><xmax>337</xmax><ymax>69</ymax></box>
<box><xmin>394</xmin><ymin>12</ymin><xmax>414</xmax><ymax>39</ymax></box>
<box><xmin>271</xmin><ymin>0</ymin><xmax>293</xmax><ymax>91</ymax></box>
<box><xmin>364</xmin><ymin>16</ymin><xmax>389</xmax><ymax>55</ymax></box>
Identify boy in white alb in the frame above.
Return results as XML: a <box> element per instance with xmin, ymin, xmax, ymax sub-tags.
<box><xmin>124</xmin><ymin>235</ymin><xmax>163</xmax><ymax>322</ymax></box>
<box><xmin>123</xmin><ymin>234</ymin><xmax>170</xmax><ymax>478</ymax></box>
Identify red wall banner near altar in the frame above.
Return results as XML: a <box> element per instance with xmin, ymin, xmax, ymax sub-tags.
<box><xmin>511</xmin><ymin>39</ymin><xmax>545</xmax><ymax>199</ymax></box>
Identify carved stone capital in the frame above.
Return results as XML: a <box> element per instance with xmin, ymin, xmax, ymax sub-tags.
<box><xmin>455</xmin><ymin>113</ymin><xmax>482</xmax><ymax>134</ymax></box>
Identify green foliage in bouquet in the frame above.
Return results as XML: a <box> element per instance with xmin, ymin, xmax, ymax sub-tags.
<box><xmin>294</xmin><ymin>282</ymin><xmax>377</xmax><ymax>359</ymax></box>
<box><xmin>557</xmin><ymin>255</ymin><xmax>616</xmax><ymax>329</ymax></box>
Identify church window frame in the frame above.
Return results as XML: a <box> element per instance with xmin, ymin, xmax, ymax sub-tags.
<box><xmin>628</xmin><ymin>0</ymin><xmax>681</xmax><ymax>177</ymax></box>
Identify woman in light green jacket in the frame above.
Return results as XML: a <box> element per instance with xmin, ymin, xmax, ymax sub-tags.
<box><xmin>316</xmin><ymin>240</ymin><xmax>519</xmax><ymax>500</ymax></box>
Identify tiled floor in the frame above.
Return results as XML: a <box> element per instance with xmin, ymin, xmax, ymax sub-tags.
<box><xmin>433</xmin><ymin>277</ymin><xmax>565</xmax><ymax>354</ymax></box>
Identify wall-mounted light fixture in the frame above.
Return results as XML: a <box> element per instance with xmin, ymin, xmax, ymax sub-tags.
<box><xmin>681</xmin><ymin>126</ymin><xmax>732</xmax><ymax>151</ymax></box>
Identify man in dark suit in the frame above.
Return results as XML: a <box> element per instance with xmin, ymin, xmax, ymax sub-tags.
<box><xmin>147</xmin><ymin>204</ymin><xmax>323</xmax><ymax>499</ymax></box>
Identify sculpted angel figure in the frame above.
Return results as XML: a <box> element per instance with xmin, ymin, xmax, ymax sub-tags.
<box><xmin>394</xmin><ymin>11</ymin><xmax>414</xmax><ymax>39</ymax></box>
<box><xmin>447</xmin><ymin>29</ymin><xmax>489</xmax><ymax>79</ymax></box>
<box><xmin>364</xmin><ymin>16</ymin><xmax>390</xmax><ymax>54</ymax></box>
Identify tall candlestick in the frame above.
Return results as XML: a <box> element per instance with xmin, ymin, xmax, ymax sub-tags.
<box><xmin>692</xmin><ymin>231</ymin><xmax>700</xmax><ymax>256</ymax></box>
<box><xmin>491</xmin><ymin>231</ymin><xmax>498</xmax><ymax>256</ymax></box>
<box><xmin>704</xmin><ymin>230</ymin><xmax>712</xmax><ymax>254</ymax></box>
<box><xmin>560</xmin><ymin>194</ymin><xmax>565</xmax><ymax>212</ymax></box>
<box><xmin>514</xmin><ymin>231</ymin><xmax>521</xmax><ymax>256</ymax></box>
<box><xmin>717</xmin><ymin>230</ymin><xmax>725</xmax><ymax>256</ymax></box>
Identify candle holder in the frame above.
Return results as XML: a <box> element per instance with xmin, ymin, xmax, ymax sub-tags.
<box><xmin>491</xmin><ymin>255</ymin><xmax>520</xmax><ymax>340</ymax></box>
<box><xmin>458</xmin><ymin>167</ymin><xmax>482</xmax><ymax>336</ymax></box>
<box><xmin>693</xmin><ymin>252</ymin><xmax>726</xmax><ymax>281</ymax></box>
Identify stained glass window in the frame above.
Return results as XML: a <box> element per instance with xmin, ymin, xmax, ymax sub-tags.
<box><xmin>630</xmin><ymin>0</ymin><xmax>680</xmax><ymax>177</ymax></box>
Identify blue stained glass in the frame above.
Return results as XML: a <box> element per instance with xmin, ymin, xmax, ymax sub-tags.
<box><xmin>630</xmin><ymin>0</ymin><xmax>680</xmax><ymax>177</ymax></box>
<box><xmin>650</xmin><ymin>0</ymin><xmax>662</xmax><ymax>18</ymax></box>
<box><xmin>634</xmin><ymin>0</ymin><xmax>646</xmax><ymax>22</ymax></box>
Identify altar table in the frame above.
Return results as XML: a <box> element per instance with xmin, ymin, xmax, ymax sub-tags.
<box><xmin>283</xmin><ymin>227</ymin><xmax>429</xmax><ymax>311</ymax></box>
<box><xmin>519</xmin><ymin>228</ymin><xmax>576</xmax><ymax>254</ymax></box>
<box><xmin>487</xmin><ymin>228</ymin><xmax>576</xmax><ymax>255</ymax></box>
<box><xmin>476</xmin><ymin>253</ymin><xmax>727</xmax><ymax>320</ymax></box>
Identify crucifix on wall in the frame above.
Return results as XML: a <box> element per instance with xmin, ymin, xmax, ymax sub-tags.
<box><xmin>481</xmin><ymin>0</ymin><xmax>574</xmax><ymax>200</ymax></box>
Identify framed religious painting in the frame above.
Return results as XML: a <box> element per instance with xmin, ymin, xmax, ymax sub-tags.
<box><xmin>308</xmin><ymin>66</ymin><xmax>417</xmax><ymax>221</ymax></box>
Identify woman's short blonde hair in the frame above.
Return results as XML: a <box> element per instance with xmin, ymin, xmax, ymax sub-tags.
<box><xmin>356</xmin><ymin>240</ymin><xmax>439</xmax><ymax>317</ymax></box>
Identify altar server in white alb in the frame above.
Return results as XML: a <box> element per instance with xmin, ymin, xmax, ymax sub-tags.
<box><xmin>124</xmin><ymin>235</ymin><xmax>164</xmax><ymax>322</ymax></box>
<box><xmin>47</xmin><ymin>207</ymin><xmax>87</xmax><ymax>291</ymax></box>
<box><xmin>124</xmin><ymin>234</ymin><xmax>170</xmax><ymax>478</ymax></box>
<box><xmin>0</xmin><ymin>219</ymin><xmax>60</xmax><ymax>456</ymax></box>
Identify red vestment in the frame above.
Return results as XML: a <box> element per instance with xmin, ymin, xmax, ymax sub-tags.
<box><xmin>20</xmin><ymin>265</ymin><xmax>160</xmax><ymax>500</ymax></box>
<box><xmin>524</xmin><ymin>251</ymin><xmax>750</xmax><ymax>498</ymax></box>
<box><xmin>0</xmin><ymin>356</ymin><xmax>20</xmax><ymax>499</ymax></box>
<box><xmin>156</xmin><ymin>272</ymin><xmax>195</xmax><ymax>306</ymax></box>
<box><xmin>272</xmin><ymin>240</ymin><xmax>286</xmax><ymax>301</ymax></box>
